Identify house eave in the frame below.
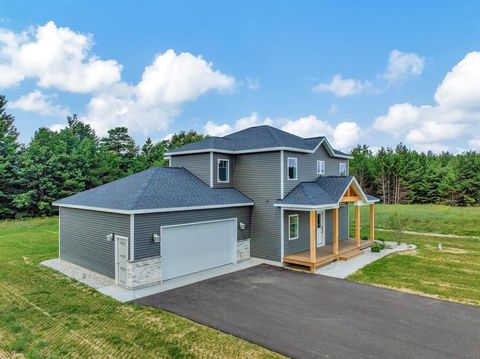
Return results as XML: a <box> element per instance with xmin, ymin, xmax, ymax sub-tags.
<box><xmin>52</xmin><ymin>202</ymin><xmax>254</xmax><ymax>215</ymax></box>
<box><xmin>165</xmin><ymin>145</ymin><xmax>353</xmax><ymax>159</ymax></box>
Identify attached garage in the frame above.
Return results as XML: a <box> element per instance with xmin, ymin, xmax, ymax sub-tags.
<box><xmin>53</xmin><ymin>167</ymin><xmax>253</xmax><ymax>290</ymax></box>
<box><xmin>161</xmin><ymin>219</ymin><xmax>237</xmax><ymax>280</ymax></box>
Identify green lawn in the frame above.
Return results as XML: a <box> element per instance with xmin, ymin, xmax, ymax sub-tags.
<box><xmin>349</xmin><ymin>203</ymin><xmax>480</xmax><ymax>237</ymax></box>
<box><xmin>0</xmin><ymin>217</ymin><xmax>280</xmax><ymax>359</ymax></box>
<box><xmin>348</xmin><ymin>204</ymin><xmax>480</xmax><ymax>306</ymax></box>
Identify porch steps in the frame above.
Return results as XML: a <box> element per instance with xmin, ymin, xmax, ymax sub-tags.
<box><xmin>338</xmin><ymin>248</ymin><xmax>363</xmax><ymax>261</ymax></box>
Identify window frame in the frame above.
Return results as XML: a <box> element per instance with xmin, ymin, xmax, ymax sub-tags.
<box><xmin>287</xmin><ymin>157</ymin><xmax>298</xmax><ymax>181</ymax></box>
<box><xmin>217</xmin><ymin>158</ymin><xmax>230</xmax><ymax>183</ymax></box>
<box><xmin>317</xmin><ymin>160</ymin><xmax>325</xmax><ymax>175</ymax></box>
<box><xmin>339</xmin><ymin>162</ymin><xmax>347</xmax><ymax>176</ymax></box>
<box><xmin>288</xmin><ymin>214</ymin><xmax>299</xmax><ymax>240</ymax></box>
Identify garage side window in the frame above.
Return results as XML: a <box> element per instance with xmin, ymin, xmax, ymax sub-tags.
<box><xmin>288</xmin><ymin>214</ymin><xmax>299</xmax><ymax>240</ymax></box>
<box><xmin>217</xmin><ymin>159</ymin><xmax>230</xmax><ymax>183</ymax></box>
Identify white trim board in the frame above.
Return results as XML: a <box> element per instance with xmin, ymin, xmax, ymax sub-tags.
<box><xmin>165</xmin><ymin>139</ymin><xmax>353</xmax><ymax>159</ymax></box>
<box><xmin>53</xmin><ymin>202</ymin><xmax>254</xmax><ymax>215</ymax></box>
<box><xmin>129</xmin><ymin>214</ymin><xmax>135</xmax><ymax>261</ymax></box>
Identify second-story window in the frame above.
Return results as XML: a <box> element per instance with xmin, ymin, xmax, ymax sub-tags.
<box><xmin>317</xmin><ymin>160</ymin><xmax>325</xmax><ymax>175</ymax></box>
<box><xmin>217</xmin><ymin>159</ymin><xmax>230</xmax><ymax>182</ymax></box>
<box><xmin>339</xmin><ymin>162</ymin><xmax>347</xmax><ymax>176</ymax></box>
<box><xmin>287</xmin><ymin>157</ymin><xmax>297</xmax><ymax>180</ymax></box>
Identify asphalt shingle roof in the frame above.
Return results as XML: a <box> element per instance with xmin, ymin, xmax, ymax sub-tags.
<box><xmin>276</xmin><ymin>176</ymin><xmax>379</xmax><ymax>206</ymax></box>
<box><xmin>167</xmin><ymin>125</ymin><xmax>350</xmax><ymax>157</ymax></box>
<box><xmin>53</xmin><ymin>167</ymin><xmax>253</xmax><ymax>211</ymax></box>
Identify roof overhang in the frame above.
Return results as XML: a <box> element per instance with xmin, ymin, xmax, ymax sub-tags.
<box><xmin>165</xmin><ymin>141</ymin><xmax>353</xmax><ymax>159</ymax></box>
<box><xmin>273</xmin><ymin>203</ymin><xmax>339</xmax><ymax>211</ymax></box>
<box><xmin>52</xmin><ymin>202</ymin><xmax>254</xmax><ymax>215</ymax></box>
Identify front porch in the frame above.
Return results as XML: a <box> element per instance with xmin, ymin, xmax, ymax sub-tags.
<box><xmin>282</xmin><ymin>183</ymin><xmax>377</xmax><ymax>271</ymax></box>
<box><xmin>283</xmin><ymin>238</ymin><xmax>373</xmax><ymax>270</ymax></box>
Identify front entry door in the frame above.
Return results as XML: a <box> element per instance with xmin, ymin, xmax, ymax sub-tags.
<box><xmin>316</xmin><ymin>211</ymin><xmax>325</xmax><ymax>247</ymax></box>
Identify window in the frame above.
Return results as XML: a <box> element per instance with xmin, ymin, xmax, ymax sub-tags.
<box><xmin>288</xmin><ymin>214</ymin><xmax>299</xmax><ymax>240</ymax></box>
<box><xmin>217</xmin><ymin>159</ymin><xmax>230</xmax><ymax>182</ymax></box>
<box><xmin>339</xmin><ymin>162</ymin><xmax>347</xmax><ymax>176</ymax></box>
<box><xmin>287</xmin><ymin>157</ymin><xmax>297</xmax><ymax>180</ymax></box>
<box><xmin>317</xmin><ymin>160</ymin><xmax>325</xmax><ymax>175</ymax></box>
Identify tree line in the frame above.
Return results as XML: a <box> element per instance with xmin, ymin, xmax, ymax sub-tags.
<box><xmin>0</xmin><ymin>96</ymin><xmax>203</xmax><ymax>219</ymax></box>
<box><xmin>350</xmin><ymin>144</ymin><xmax>480</xmax><ymax>206</ymax></box>
<box><xmin>1</xmin><ymin>94</ymin><xmax>479</xmax><ymax>220</ymax></box>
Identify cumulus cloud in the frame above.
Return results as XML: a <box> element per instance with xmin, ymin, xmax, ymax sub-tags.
<box><xmin>85</xmin><ymin>49</ymin><xmax>235</xmax><ymax>135</ymax></box>
<box><xmin>136</xmin><ymin>49</ymin><xmax>234</xmax><ymax>105</ymax></box>
<box><xmin>204</xmin><ymin>112</ymin><xmax>273</xmax><ymax>137</ymax></box>
<box><xmin>374</xmin><ymin>51</ymin><xmax>480</xmax><ymax>151</ymax></box>
<box><xmin>313</xmin><ymin>74</ymin><xmax>371</xmax><ymax>97</ymax></box>
<box><xmin>0</xmin><ymin>21</ymin><xmax>121</xmax><ymax>92</ymax></box>
<box><xmin>384</xmin><ymin>49</ymin><xmax>425</xmax><ymax>83</ymax></box>
<box><xmin>1</xmin><ymin>22</ymin><xmax>236</xmax><ymax>135</ymax></box>
<box><xmin>9</xmin><ymin>90</ymin><xmax>68</xmax><ymax>117</ymax></box>
<box><xmin>281</xmin><ymin>115</ymin><xmax>361</xmax><ymax>150</ymax></box>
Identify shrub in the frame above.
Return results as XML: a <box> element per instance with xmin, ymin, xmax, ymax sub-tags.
<box><xmin>361</xmin><ymin>235</ymin><xmax>368</xmax><ymax>241</ymax></box>
<box><xmin>371</xmin><ymin>243</ymin><xmax>382</xmax><ymax>252</ymax></box>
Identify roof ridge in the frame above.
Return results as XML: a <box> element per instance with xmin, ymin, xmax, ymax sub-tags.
<box><xmin>131</xmin><ymin>167</ymin><xmax>163</xmax><ymax>209</ymax></box>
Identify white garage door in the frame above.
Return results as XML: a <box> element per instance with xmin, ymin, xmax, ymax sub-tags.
<box><xmin>161</xmin><ymin>219</ymin><xmax>237</xmax><ymax>281</ymax></box>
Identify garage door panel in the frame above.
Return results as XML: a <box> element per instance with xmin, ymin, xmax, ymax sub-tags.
<box><xmin>162</xmin><ymin>219</ymin><xmax>236</xmax><ymax>281</ymax></box>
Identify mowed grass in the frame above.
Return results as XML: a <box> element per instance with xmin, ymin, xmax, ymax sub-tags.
<box><xmin>348</xmin><ymin>204</ymin><xmax>480</xmax><ymax>306</ymax></box>
<box><xmin>350</xmin><ymin>203</ymin><xmax>480</xmax><ymax>237</ymax></box>
<box><xmin>0</xmin><ymin>217</ymin><xmax>281</xmax><ymax>359</ymax></box>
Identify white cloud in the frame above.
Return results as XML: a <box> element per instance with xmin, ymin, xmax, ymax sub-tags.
<box><xmin>49</xmin><ymin>123</ymin><xmax>67</xmax><ymax>132</ymax></box>
<box><xmin>85</xmin><ymin>49</ymin><xmax>235</xmax><ymax>135</ymax></box>
<box><xmin>313</xmin><ymin>74</ymin><xmax>371</xmax><ymax>97</ymax></box>
<box><xmin>204</xmin><ymin>112</ymin><xmax>273</xmax><ymax>137</ymax></box>
<box><xmin>136</xmin><ymin>49</ymin><xmax>234</xmax><ymax>105</ymax></box>
<box><xmin>9</xmin><ymin>90</ymin><xmax>68</xmax><ymax>117</ymax></box>
<box><xmin>0</xmin><ymin>21</ymin><xmax>121</xmax><ymax>92</ymax></box>
<box><xmin>245</xmin><ymin>77</ymin><xmax>260</xmax><ymax>90</ymax></box>
<box><xmin>329</xmin><ymin>103</ymin><xmax>338</xmax><ymax>114</ymax></box>
<box><xmin>374</xmin><ymin>51</ymin><xmax>480</xmax><ymax>151</ymax></box>
<box><xmin>468</xmin><ymin>138</ymin><xmax>480</xmax><ymax>149</ymax></box>
<box><xmin>384</xmin><ymin>50</ymin><xmax>425</xmax><ymax>83</ymax></box>
<box><xmin>281</xmin><ymin>115</ymin><xmax>361</xmax><ymax>150</ymax></box>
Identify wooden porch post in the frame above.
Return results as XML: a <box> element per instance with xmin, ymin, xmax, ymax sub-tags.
<box><xmin>333</xmin><ymin>208</ymin><xmax>339</xmax><ymax>256</ymax></box>
<box><xmin>370</xmin><ymin>204</ymin><xmax>375</xmax><ymax>242</ymax></box>
<box><xmin>309</xmin><ymin>210</ymin><xmax>316</xmax><ymax>271</ymax></box>
<box><xmin>355</xmin><ymin>205</ymin><xmax>361</xmax><ymax>247</ymax></box>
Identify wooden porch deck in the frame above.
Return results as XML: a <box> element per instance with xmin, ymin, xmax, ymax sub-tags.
<box><xmin>283</xmin><ymin>239</ymin><xmax>373</xmax><ymax>270</ymax></box>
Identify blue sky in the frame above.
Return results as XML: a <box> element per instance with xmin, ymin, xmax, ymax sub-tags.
<box><xmin>1</xmin><ymin>1</ymin><xmax>480</xmax><ymax>152</ymax></box>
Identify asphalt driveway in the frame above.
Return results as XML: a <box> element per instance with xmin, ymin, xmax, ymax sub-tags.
<box><xmin>136</xmin><ymin>264</ymin><xmax>480</xmax><ymax>359</ymax></box>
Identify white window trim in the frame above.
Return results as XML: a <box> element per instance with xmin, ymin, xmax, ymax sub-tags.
<box><xmin>287</xmin><ymin>157</ymin><xmax>298</xmax><ymax>181</ymax></box>
<box><xmin>288</xmin><ymin>214</ymin><xmax>299</xmax><ymax>240</ymax></box>
<box><xmin>317</xmin><ymin>160</ymin><xmax>325</xmax><ymax>175</ymax></box>
<box><xmin>339</xmin><ymin>162</ymin><xmax>347</xmax><ymax>176</ymax></box>
<box><xmin>217</xmin><ymin>158</ymin><xmax>230</xmax><ymax>183</ymax></box>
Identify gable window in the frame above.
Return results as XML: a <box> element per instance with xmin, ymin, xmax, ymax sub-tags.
<box><xmin>339</xmin><ymin>162</ymin><xmax>347</xmax><ymax>176</ymax></box>
<box><xmin>317</xmin><ymin>160</ymin><xmax>325</xmax><ymax>175</ymax></box>
<box><xmin>287</xmin><ymin>157</ymin><xmax>297</xmax><ymax>180</ymax></box>
<box><xmin>288</xmin><ymin>214</ymin><xmax>299</xmax><ymax>240</ymax></box>
<box><xmin>217</xmin><ymin>159</ymin><xmax>230</xmax><ymax>183</ymax></box>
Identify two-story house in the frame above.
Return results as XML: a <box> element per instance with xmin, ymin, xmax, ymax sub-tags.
<box><xmin>53</xmin><ymin>125</ymin><xmax>378</xmax><ymax>289</ymax></box>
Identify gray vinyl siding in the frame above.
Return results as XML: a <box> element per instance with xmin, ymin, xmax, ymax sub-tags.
<box><xmin>283</xmin><ymin>206</ymin><xmax>349</xmax><ymax>256</ymax></box>
<box><xmin>134</xmin><ymin>207</ymin><xmax>252</xmax><ymax>260</ymax></box>
<box><xmin>284</xmin><ymin>144</ymin><xmax>349</xmax><ymax>195</ymax></box>
<box><xmin>212</xmin><ymin>153</ymin><xmax>234</xmax><ymax>188</ymax></box>
<box><xmin>324</xmin><ymin>205</ymin><xmax>349</xmax><ymax>244</ymax></box>
<box><xmin>170</xmin><ymin>153</ymin><xmax>210</xmax><ymax>185</ymax></box>
<box><xmin>234</xmin><ymin>151</ymin><xmax>282</xmax><ymax>261</ymax></box>
<box><xmin>59</xmin><ymin>207</ymin><xmax>130</xmax><ymax>278</ymax></box>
